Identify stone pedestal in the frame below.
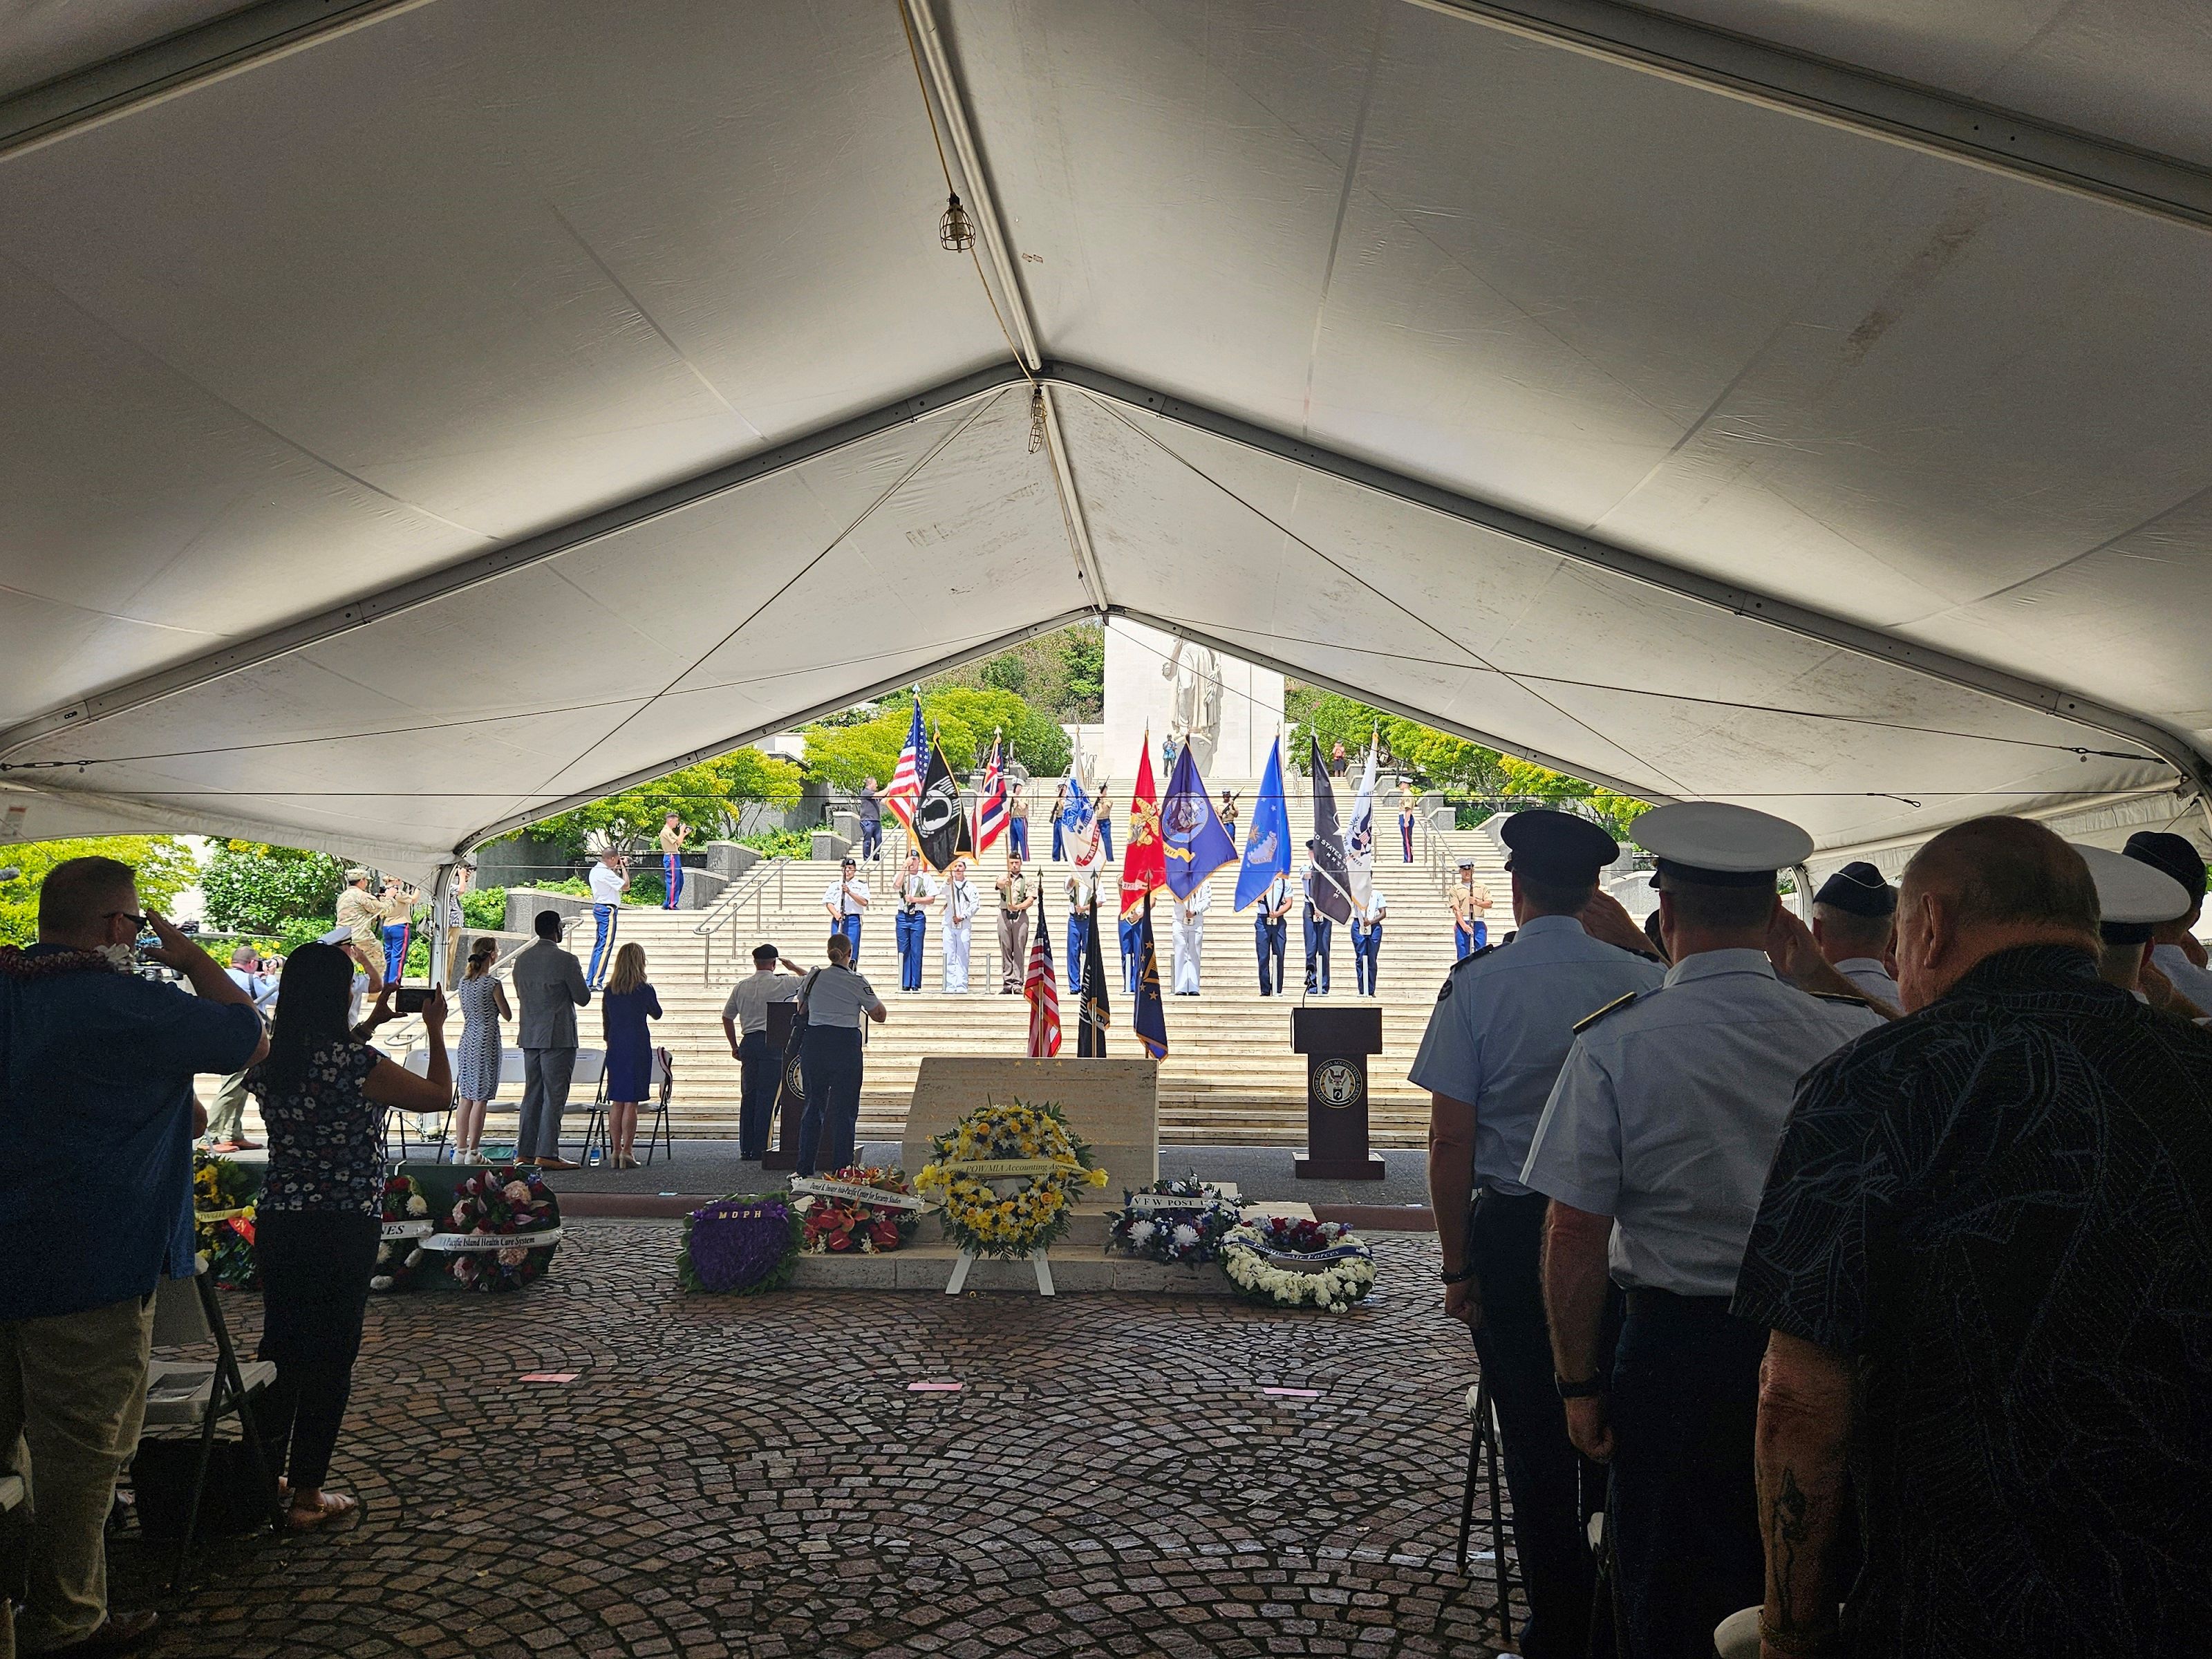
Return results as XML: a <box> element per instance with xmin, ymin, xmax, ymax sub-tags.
<box><xmin>901</xmin><ymin>1056</ymin><xmax>1159</xmax><ymax>1200</ymax></box>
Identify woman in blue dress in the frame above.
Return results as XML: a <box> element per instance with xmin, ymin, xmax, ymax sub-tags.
<box><xmin>599</xmin><ymin>943</ymin><xmax>662</xmax><ymax>1168</ymax></box>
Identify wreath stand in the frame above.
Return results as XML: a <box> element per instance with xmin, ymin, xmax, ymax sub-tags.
<box><xmin>945</xmin><ymin>1246</ymin><xmax>1055</xmax><ymax>1297</ymax></box>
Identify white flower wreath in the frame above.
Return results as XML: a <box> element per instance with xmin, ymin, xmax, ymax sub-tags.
<box><xmin>1219</xmin><ymin>1217</ymin><xmax>1377</xmax><ymax>1312</ymax></box>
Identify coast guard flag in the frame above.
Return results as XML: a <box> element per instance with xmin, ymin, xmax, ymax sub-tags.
<box><xmin>1131</xmin><ymin>895</ymin><xmax>1168</xmax><ymax>1058</ymax></box>
<box><xmin>1235</xmin><ymin>738</ymin><xmax>1292</xmax><ymax>911</ymax></box>
<box><xmin>1344</xmin><ymin>735</ymin><xmax>1380</xmax><ymax>912</ymax></box>
<box><xmin>1306</xmin><ymin>734</ymin><xmax>1353</xmax><ymax>924</ymax></box>
<box><xmin>1160</xmin><ymin>745</ymin><xmax>1236</xmax><ymax>897</ymax></box>
<box><xmin>975</xmin><ymin>735</ymin><xmax>1009</xmax><ymax>852</ymax></box>
<box><xmin>884</xmin><ymin>697</ymin><xmax>927</xmax><ymax>836</ymax></box>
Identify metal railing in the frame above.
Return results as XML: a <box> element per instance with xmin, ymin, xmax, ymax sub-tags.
<box><xmin>694</xmin><ymin>857</ymin><xmax>791</xmax><ymax>983</ymax></box>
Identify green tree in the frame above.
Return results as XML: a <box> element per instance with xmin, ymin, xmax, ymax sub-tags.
<box><xmin>517</xmin><ymin>750</ymin><xmax>804</xmax><ymax>861</ymax></box>
<box><xmin>801</xmin><ymin>688</ymin><xmax>1070</xmax><ymax>792</ymax></box>
<box><xmin>1060</xmin><ymin>626</ymin><xmax>1103</xmax><ymax>719</ymax></box>
<box><xmin>200</xmin><ymin>842</ymin><xmax>347</xmax><ymax>936</ymax></box>
<box><xmin>0</xmin><ymin>836</ymin><xmax>200</xmax><ymax>948</ymax></box>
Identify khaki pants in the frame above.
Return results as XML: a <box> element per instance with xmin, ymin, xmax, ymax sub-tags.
<box><xmin>0</xmin><ymin>1293</ymin><xmax>156</xmax><ymax>1656</ymax></box>
<box><xmin>203</xmin><ymin>1067</ymin><xmax>250</xmax><ymax>1144</ymax></box>
<box><xmin>999</xmin><ymin>910</ymin><xmax>1031</xmax><ymax>991</ymax></box>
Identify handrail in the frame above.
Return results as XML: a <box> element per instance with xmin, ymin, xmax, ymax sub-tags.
<box><xmin>695</xmin><ymin>857</ymin><xmax>791</xmax><ymax>983</ymax></box>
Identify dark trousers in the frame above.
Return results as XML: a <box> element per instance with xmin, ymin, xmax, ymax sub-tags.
<box><xmin>1607</xmin><ymin>1291</ymin><xmax>1768</xmax><ymax>1659</ymax></box>
<box><xmin>1304</xmin><ymin>910</ymin><xmax>1331</xmax><ymax>993</ymax></box>
<box><xmin>254</xmin><ymin>1209</ymin><xmax>378</xmax><ymax>1490</ymax></box>
<box><xmin>860</xmin><ymin>819</ymin><xmax>882</xmax><ymax>859</ymax></box>
<box><xmin>1121</xmin><ymin>917</ymin><xmax>1143</xmax><ymax>994</ymax></box>
<box><xmin>737</xmin><ymin>1030</ymin><xmax>777</xmax><ymax>1158</ymax></box>
<box><xmin>796</xmin><ymin>1026</ymin><xmax>863</xmax><ymax>1176</ymax></box>
<box><xmin>663</xmin><ymin>852</ymin><xmax>684</xmax><ymax>908</ymax></box>
<box><xmin>517</xmin><ymin>1045</ymin><xmax>577</xmax><ymax>1159</ymax></box>
<box><xmin>1468</xmin><ymin>1193</ymin><xmax>1609</xmax><ymax>1659</ymax></box>
<box><xmin>1402</xmin><ymin>821</ymin><xmax>1414</xmax><ymax>861</ymax></box>
<box><xmin>1066</xmin><ymin>913</ymin><xmax>1090</xmax><ymax>995</ymax></box>
<box><xmin>1351</xmin><ymin>919</ymin><xmax>1382</xmax><ymax>994</ymax></box>
<box><xmin>896</xmin><ymin>909</ymin><xmax>927</xmax><ymax>991</ymax></box>
<box><xmin>1255</xmin><ymin>915</ymin><xmax>1286</xmax><ymax>994</ymax></box>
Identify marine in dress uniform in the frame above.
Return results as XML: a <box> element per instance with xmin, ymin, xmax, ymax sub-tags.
<box><xmin>2123</xmin><ymin>830</ymin><xmax>2212</xmax><ymax>1014</ymax></box>
<box><xmin>1254</xmin><ymin>870</ymin><xmax>1291</xmax><ymax>995</ymax></box>
<box><xmin>1350</xmin><ymin>889</ymin><xmax>1389</xmax><ymax>995</ymax></box>
<box><xmin>1811</xmin><ymin>860</ymin><xmax>1902</xmax><ymax>1007</ymax></box>
<box><xmin>1410</xmin><ymin>810</ymin><xmax>1665</xmax><ymax>1659</ymax></box>
<box><xmin>1119</xmin><ymin>902</ymin><xmax>1144</xmax><ymax>995</ymax></box>
<box><xmin>1452</xmin><ymin>861</ymin><xmax>1493</xmax><ymax>957</ymax></box>
<box><xmin>894</xmin><ymin>855</ymin><xmax>938</xmax><ymax>993</ymax></box>
<box><xmin>1066</xmin><ymin>869</ymin><xmax>1096</xmax><ymax>993</ymax></box>
<box><xmin>1302</xmin><ymin>843</ymin><xmax>1333</xmax><ymax>995</ymax></box>
<box><xmin>1520</xmin><ymin>803</ymin><xmax>1886</xmax><ymax>1659</ymax></box>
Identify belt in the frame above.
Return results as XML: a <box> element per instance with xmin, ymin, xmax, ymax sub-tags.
<box><xmin>1624</xmin><ymin>1287</ymin><xmax>1735</xmax><ymax>1319</ymax></box>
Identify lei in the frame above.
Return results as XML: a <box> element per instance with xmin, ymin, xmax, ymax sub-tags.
<box><xmin>434</xmin><ymin>1166</ymin><xmax>563</xmax><ymax>1291</ymax></box>
<box><xmin>792</xmin><ymin>1165</ymin><xmax>923</xmax><ymax>1255</ymax></box>
<box><xmin>679</xmin><ymin>1194</ymin><xmax>803</xmax><ymax>1293</ymax></box>
<box><xmin>915</xmin><ymin>1098</ymin><xmax>1108</xmax><ymax>1259</ymax></box>
<box><xmin>0</xmin><ymin>944</ymin><xmax>129</xmax><ymax>981</ymax></box>
<box><xmin>1105</xmin><ymin>1177</ymin><xmax>1239</xmax><ymax>1265</ymax></box>
<box><xmin>192</xmin><ymin>1153</ymin><xmax>259</xmax><ymax>1289</ymax></box>
<box><xmin>371</xmin><ymin>1173</ymin><xmax>433</xmax><ymax>1293</ymax></box>
<box><xmin>1220</xmin><ymin>1216</ymin><xmax>1376</xmax><ymax>1312</ymax></box>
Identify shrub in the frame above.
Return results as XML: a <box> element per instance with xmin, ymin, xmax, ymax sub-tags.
<box><xmin>0</xmin><ymin>836</ymin><xmax>198</xmax><ymax>948</ymax></box>
<box><xmin>201</xmin><ymin>843</ymin><xmax>346</xmax><ymax>936</ymax></box>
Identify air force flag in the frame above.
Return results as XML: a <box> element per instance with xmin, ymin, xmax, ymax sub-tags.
<box><xmin>1235</xmin><ymin>738</ymin><xmax>1293</xmax><ymax>911</ymax></box>
<box><xmin>1161</xmin><ymin>745</ymin><xmax>1236</xmax><ymax>898</ymax></box>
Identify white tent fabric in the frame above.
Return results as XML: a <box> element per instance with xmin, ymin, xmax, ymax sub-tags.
<box><xmin>3</xmin><ymin>0</ymin><xmax>2210</xmax><ymax>879</ymax></box>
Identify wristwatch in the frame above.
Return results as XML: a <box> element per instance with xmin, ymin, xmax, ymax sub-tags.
<box><xmin>1554</xmin><ymin>1373</ymin><xmax>1605</xmax><ymax>1400</ymax></box>
<box><xmin>1438</xmin><ymin>1263</ymin><xmax>1478</xmax><ymax>1286</ymax></box>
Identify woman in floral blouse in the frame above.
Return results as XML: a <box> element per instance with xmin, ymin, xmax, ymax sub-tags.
<box><xmin>247</xmin><ymin>943</ymin><xmax>451</xmax><ymax>1530</ymax></box>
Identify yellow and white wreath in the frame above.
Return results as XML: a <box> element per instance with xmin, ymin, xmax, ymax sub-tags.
<box><xmin>915</xmin><ymin>1097</ymin><xmax>1108</xmax><ymax>1259</ymax></box>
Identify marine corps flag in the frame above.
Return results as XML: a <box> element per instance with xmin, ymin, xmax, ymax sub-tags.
<box><xmin>1306</xmin><ymin>733</ymin><xmax>1353</xmax><ymax>925</ymax></box>
<box><xmin>1120</xmin><ymin>731</ymin><xmax>1167</xmax><ymax>919</ymax></box>
<box><xmin>1078</xmin><ymin>894</ymin><xmax>1110</xmax><ymax>1056</ymax></box>
<box><xmin>914</xmin><ymin>742</ymin><xmax>964</xmax><ymax>872</ymax></box>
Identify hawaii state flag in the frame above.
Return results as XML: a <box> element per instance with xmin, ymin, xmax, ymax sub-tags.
<box><xmin>1160</xmin><ymin>744</ymin><xmax>1237</xmax><ymax>898</ymax></box>
<box><xmin>1120</xmin><ymin>731</ymin><xmax>1167</xmax><ymax>919</ymax></box>
<box><xmin>1024</xmin><ymin>890</ymin><xmax>1061</xmax><ymax>1056</ymax></box>
<box><xmin>884</xmin><ymin>696</ymin><xmax>927</xmax><ymax>836</ymax></box>
<box><xmin>975</xmin><ymin>735</ymin><xmax>1009</xmax><ymax>852</ymax></box>
<box><xmin>1131</xmin><ymin>894</ymin><xmax>1168</xmax><ymax>1058</ymax></box>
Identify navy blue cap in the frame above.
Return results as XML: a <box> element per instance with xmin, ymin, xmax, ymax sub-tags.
<box><xmin>1812</xmin><ymin>861</ymin><xmax>1895</xmax><ymax>918</ymax></box>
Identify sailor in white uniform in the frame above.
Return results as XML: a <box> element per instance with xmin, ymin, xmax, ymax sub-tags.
<box><xmin>1172</xmin><ymin>879</ymin><xmax>1212</xmax><ymax>995</ymax></box>
<box><xmin>940</xmin><ymin>856</ymin><xmax>980</xmax><ymax>993</ymax></box>
<box><xmin>1520</xmin><ymin>802</ymin><xmax>1887</xmax><ymax>1659</ymax></box>
<box><xmin>2121</xmin><ymin>830</ymin><xmax>2212</xmax><ymax>1015</ymax></box>
<box><xmin>1810</xmin><ymin>860</ymin><xmax>1902</xmax><ymax>1010</ymax></box>
<box><xmin>2074</xmin><ymin>842</ymin><xmax>2194</xmax><ymax>1006</ymax></box>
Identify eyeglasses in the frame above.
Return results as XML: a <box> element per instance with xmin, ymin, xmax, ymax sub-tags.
<box><xmin>106</xmin><ymin>910</ymin><xmax>149</xmax><ymax>930</ymax></box>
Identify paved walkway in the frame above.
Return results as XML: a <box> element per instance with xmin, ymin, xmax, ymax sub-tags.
<box><xmin>122</xmin><ymin>1225</ymin><xmax>1517</xmax><ymax>1658</ymax></box>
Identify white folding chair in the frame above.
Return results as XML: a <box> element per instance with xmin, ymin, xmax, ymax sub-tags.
<box><xmin>564</xmin><ymin>1048</ymin><xmax>606</xmax><ymax>1164</ymax></box>
<box><xmin>141</xmin><ymin>1266</ymin><xmax>281</xmax><ymax>1587</ymax></box>
<box><xmin>390</xmin><ymin>1048</ymin><xmax>456</xmax><ymax>1162</ymax></box>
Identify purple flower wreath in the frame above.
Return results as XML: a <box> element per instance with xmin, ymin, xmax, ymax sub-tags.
<box><xmin>679</xmin><ymin>1194</ymin><xmax>804</xmax><ymax>1294</ymax></box>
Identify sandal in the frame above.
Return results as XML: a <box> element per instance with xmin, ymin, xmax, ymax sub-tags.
<box><xmin>285</xmin><ymin>1492</ymin><xmax>364</xmax><ymax>1533</ymax></box>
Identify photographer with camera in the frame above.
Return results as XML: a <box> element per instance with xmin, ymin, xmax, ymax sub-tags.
<box><xmin>1</xmin><ymin>856</ymin><xmax>268</xmax><ymax>1656</ymax></box>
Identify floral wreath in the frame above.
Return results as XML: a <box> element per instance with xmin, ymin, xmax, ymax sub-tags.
<box><xmin>916</xmin><ymin>1098</ymin><xmax>1108</xmax><ymax>1260</ymax></box>
<box><xmin>1220</xmin><ymin>1216</ymin><xmax>1376</xmax><ymax>1312</ymax></box>
<box><xmin>793</xmin><ymin>1165</ymin><xmax>923</xmax><ymax>1255</ymax></box>
<box><xmin>192</xmin><ymin>1152</ymin><xmax>259</xmax><ymax>1290</ymax></box>
<box><xmin>433</xmin><ymin>1166</ymin><xmax>563</xmax><ymax>1292</ymax></box>
<box><xmin>370</xmin><ymin>1173</ymin><xmax>433</xmax><ymax>1293</ymax></box>
<box><xmin>1105</xmin><ymin>1176</ymin><xmax>1239</xmax><ymax>1266</ymax></box>
<box><xmin>679</xmin><ymin>1194</ymin><xmax>803</xmax><ymax>1293</ymax></box>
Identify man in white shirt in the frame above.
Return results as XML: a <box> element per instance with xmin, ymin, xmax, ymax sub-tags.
<box><xmin>893</xmin><ymin>854</ymin><xmax>937</xmax><ymax>993</ymax></box>
<box><xmin>1351</xmin><ymin>888</ymin><xmax>1389</xmax><ymax>995</ymax></box>
<box><xmin>823</xmin><ymin>856</ymin><xmax>870</xmax><ymax>962</ymax></box>
<box><xmin>2123</xmin><ymin>831</ymin><xmax>2212</xmax><ymax>1014</ymax></box>
<box><xmin>201</xmin><ymin>946</ymin><xmax>271</xmax><ymax>1152</ymax></box>
<box><xmin>586</xmin><ymin>848</ymin><xmax>628</xmax><ymax>990</ymax></box>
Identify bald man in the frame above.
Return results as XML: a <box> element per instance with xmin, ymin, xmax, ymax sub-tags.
<box><xmin>1735</xmin><ymin>818</ymin><xmax>2212</xmax><ymax>1659</ymax></box>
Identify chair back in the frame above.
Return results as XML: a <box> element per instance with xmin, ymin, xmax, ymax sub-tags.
<box><xmin>401</xmin><ymin>1049</ymin><xmax>431</xmax><ymax>1077</ymax></box>
<box><xmin>497</xmin><ymin>1049</ymin><xmax>527</xmax><ymax>1088</ymax></box>
<box><xmin>572</xmin><ymin>1048</ymin><xmax>606</xmax><ymax>1087</ymax></box>
<box><xmin>151</xmin><ymin>1271</ymin><xmax>212</xmax><ymax>1347</ymax></box>
<box><xmin>654</xmin><ymin>1045</ymin><xmax>673</xmax><ymax>1102</ymax></box>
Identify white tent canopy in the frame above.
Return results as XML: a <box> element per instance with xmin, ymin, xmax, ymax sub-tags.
<box><xmin>4</xmin><ymin>0</ymin><xmax>2211</xmax><ymax>881</ymax></box>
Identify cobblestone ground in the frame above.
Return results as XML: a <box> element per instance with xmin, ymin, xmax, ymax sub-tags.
<box><xmin>118</xmin><ymin>1224</ymin><xmax>1523</xmax><ymax>1658</ymax></box>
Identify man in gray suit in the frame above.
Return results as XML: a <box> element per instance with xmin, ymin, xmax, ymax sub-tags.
<box><xmin>512</xmin><ymin>909</ymin><xmax>590</xmax><ymax>1170</ymax></box>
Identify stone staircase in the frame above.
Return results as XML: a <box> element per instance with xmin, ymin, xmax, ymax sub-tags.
<box><xmin>492</xmin><ymin>782</ymin><xmax>1508</xmax><ymax>1149</ymax></box>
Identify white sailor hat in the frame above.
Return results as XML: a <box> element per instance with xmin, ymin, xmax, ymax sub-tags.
<box><xmin>2071</xmin><ymin>842</ymin><xmax>2190</xmax><ymax>941</ymax></box>
<box><xmin>1634</xmin><ymin>801</ymin><xmax>1813</xmax><ymax>889</ymax></box>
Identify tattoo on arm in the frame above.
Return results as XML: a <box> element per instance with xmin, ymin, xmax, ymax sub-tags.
<box><xmin>1770</xmin><ymin>1466</ymin><xmax>1811</xmax><ymax>1631</ymax></box>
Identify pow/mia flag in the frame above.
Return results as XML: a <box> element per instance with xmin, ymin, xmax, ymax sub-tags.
<box><xmin>915</xmin><ymin>744</ymin><xmax>964</xmax><ymax>872</ymax></box>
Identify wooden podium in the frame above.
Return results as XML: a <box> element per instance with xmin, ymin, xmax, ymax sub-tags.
<box><xmin>1291</xmin><ymin>1005</ymin><xmax>1387</xmax><ymax>1181</ymax></box>
<box><xmin>760</xmin><ymin>1000</ymin><xmax>804</xmax><ymax>1171</ymax></box>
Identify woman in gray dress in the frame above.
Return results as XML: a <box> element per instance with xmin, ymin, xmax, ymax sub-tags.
<box><xmin>453</xmin><ymin>936</ymin><xmax>510</xmax><ymax>1159</ymax></box>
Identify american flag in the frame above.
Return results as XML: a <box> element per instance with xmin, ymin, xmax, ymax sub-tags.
<box><xmin>975</xmin><ymin>734</ymin><xmax>1009</xmax><ymax>852</ymax></box>
<box><xmin>883</xmin><ymin>696</ymin><xmax>926</xmax><ymax>834</ymax></box>
<box><xmin>1024</xmin><ymin>892</ymin><xmax>1062</xmax><ymax>1057</ymax></box>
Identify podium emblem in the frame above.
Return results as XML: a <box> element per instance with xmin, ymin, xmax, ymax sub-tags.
<box><xmin>1312</xmin><ymin>1058</ymin><xmax>1363</xmax><ymax>1109</ymax></box>
<box><xmin>783</xmin><ymin>1053</ymin><xmax>807</xmax><ymax>1102</ymax></box>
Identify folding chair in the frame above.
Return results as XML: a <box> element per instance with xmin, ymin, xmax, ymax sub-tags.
<box><xmin>565</xmin><ymin>1048</ymin><xmax>607</xmax><ymax>1165</ymax></box>
<box><xmin>140</xmin><ymin>1266</ymin><xmax>281</xmax><ymax>1588</ymax></box>
<box><xmin>475</xmin><ymin>1049</ymin><xmax>530</xmax><ymax>1163</ymax></box>
<box><xmin>640</xmin><ymin>1047</ymin><xmax>675</xmax><ymax>1166</ymax></box>
<box><xmin>395</xmin><ymin>1049</ymin><xmax>456</xmax><ymax>1162</ymax></box>
<box><xmin>1455</xmin><ymin>1377</ymin><xmax>1520</xmax><ymax>1642</ymax></box>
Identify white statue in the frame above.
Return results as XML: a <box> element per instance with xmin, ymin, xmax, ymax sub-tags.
<box><xmin>1161</xmin><ymin>637</ymin><xmax>1224</xmax><ymax>776</ymax></box>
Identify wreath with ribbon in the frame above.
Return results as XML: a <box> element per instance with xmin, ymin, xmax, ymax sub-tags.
<box><xmin>433</xmin><ymin>1166</ymin><xmax>564</xmax><ymax>1292</ymax></box>
<box><xmin>791</xmin><ymin>1165</ymin><xmax>924</xmax><ymax>1255</ymax></box>
<box><xmin>1220</xmin><ymin>1216</ymin><xmax>1376</xmax><ymax>1311</ymax></box>
<box><xmin>192</xmin><ymin>1153</ymin><xmax>259</xmax><ymax>1290</ymax></box>
<box><xmin>370</xmin><ymin>1172</ymin><xmax>434</xmax><ymax>1293</ymax></box>
<box><xmin>915</xmin><ymin>1098</ymin><xmax>1109</xmax><ymax>1260</ymax></box>
<box><xmin>679</xmin><ymin>1194</ymin><xmax>804</xmax><ymax>1293</ymax></box>
<box><xmin>1105</xmin><ymin>1176</ymin><xmax>1239</xmax><ymax>1266</ymax></box>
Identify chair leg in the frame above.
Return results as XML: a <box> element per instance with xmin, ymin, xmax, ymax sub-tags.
<box><xmin>1480</xmin><ymin>1385</ymin><xmax>1518</xmax><ymax>1643</ymax></box>
<box><xmin>1456</xmin><ymin>1412</ymin><xmax>1481</xmax><ymax>1572</ymax></box>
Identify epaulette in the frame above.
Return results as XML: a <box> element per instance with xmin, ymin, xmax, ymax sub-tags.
<box><xmin>1435</xmin><ymin>944</ymin><xmax>1497</xmax><ymax>1001</ymax></box>
<box><xmin>1573</xmin><ymin>991</ymin><xmax>1640</xmax><ymax>1033</ymax></box>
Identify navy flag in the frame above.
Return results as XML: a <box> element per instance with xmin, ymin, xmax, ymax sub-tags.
<box><xmin>1161</xmin><ymin>744</ymin><xmax>1237</xmax><ymax>897</ymax></box>
<box><xmin>1306</xmin><ymin>734</ymin><xmax>1353</xmax><ymax>925</ymax></box>
<box><xmin>1132</xmin><ymin>895</ymin><xmax>1168</xmax><ymax>1059</ymax></box>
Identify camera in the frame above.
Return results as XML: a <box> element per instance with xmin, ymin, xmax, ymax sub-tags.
<box><xmin>393</xmin><ymin>986</ymin><xmax>433</xmax><ymax>1014</ymax></box>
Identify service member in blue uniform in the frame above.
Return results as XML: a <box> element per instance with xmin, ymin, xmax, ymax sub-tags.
<box><xmin>1254</xmin><ymin>868</ymin><xmax>1292</xmax><ymax>995</ymax></box>
<box><xmin>1520</xmin><ymin>803</ymin><xmax>1888</xmax><ymax>1659</ymax></box>
<box><xmin>1810</xmin><ymin>859</ymin><xmax>1902</xmax><ymax>1008</ymax></box>
<box><xmin>1302</xmin><ymin>841</ymin><xmax>1333</xmax><ymax>995</ymax></box>
<box><xmin>1410</xmin><ymin>809</ymin><xmax>1665</xmax><ymax>1659</ymax></box>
